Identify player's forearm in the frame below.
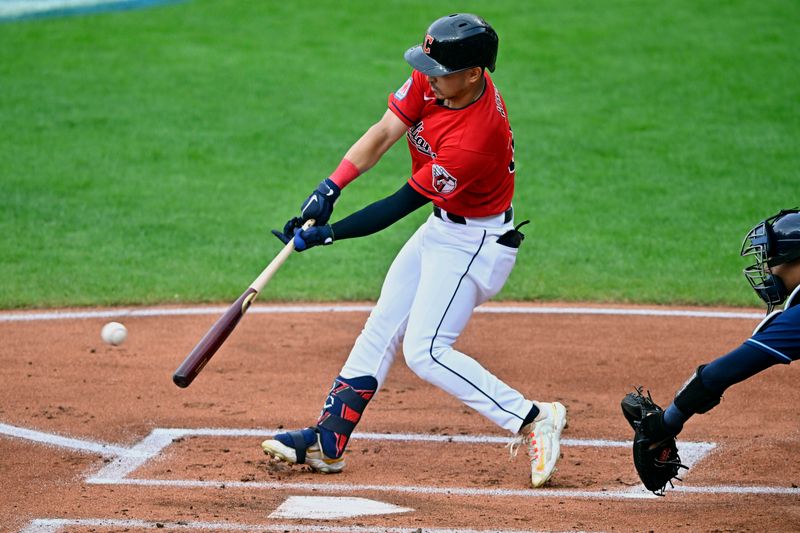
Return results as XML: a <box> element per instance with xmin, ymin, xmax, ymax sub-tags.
<box><xmin>328</xmin><ymin>123</ymin><xmax>399</xmax><ymax>188</ymax></box>
<box><xmin>335</xmin><ymin>109</ymin><xmax>407</xmax><ymax>179</ymax></box>
<box><xmin>331</xmin><ymin>182</ymin><xmax>429</xmax><ymax>240</ymax></box>
<box><xmin>344</xmin><ymin>124</ymin><xmax>401</xmax><ymax>173</ymax></box>
<box><xmin>326</xmin><ymin>134</ymin><xmax>386</xmax><ymax>189</ymax></box>
<box><xmin>328</xmin><ymin>111</ymin><xmax>406</xmax><ymax>188</ymax></box>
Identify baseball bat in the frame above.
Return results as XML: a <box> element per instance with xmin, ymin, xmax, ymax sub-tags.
<box><xmin>172</xmin><ymin>219</ymin><xmax>314</xmax><ymax>388</ymax></box>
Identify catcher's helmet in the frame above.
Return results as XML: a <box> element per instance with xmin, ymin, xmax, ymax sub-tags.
<box><xmin>741</xmin><ymin>208</ymin><xmax>800</xmax><ymax>310</ymax></box>
<box><xmin>404</xmin><ymin>13</ymin><xmax>498</xmax><ymax>76</ymax></box>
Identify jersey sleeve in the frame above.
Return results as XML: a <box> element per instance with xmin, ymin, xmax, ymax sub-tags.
<box><xmin>745</xmin><ymin>305</ymin><xmax>800</xmax><ymax>363</ymax></box>
<box><xmin>388</xmin><ymin>71</ymin><xmax>425</xmax><ymax>127</ymax></box>
<box><xmin>407</xmin><ymin>145</ymin><xmax>494</xmax><ymax>203</ymax></box>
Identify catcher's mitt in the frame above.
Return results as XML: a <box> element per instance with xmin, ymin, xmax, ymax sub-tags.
<box><xmin>621</xmin><ymin>387</ymin><xmax>687</xmax><ymax>495</ymax></box>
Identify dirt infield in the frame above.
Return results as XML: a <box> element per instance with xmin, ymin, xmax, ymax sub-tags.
<box><xmin>2</xmin><ymin>303</ymin><xmax>799</xmax><ymax>532</ymax></box>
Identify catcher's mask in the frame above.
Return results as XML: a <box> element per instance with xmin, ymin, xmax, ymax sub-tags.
<box><xmin>741</xmin><ymin>208</ymin><xmax>800</xmax><ymax>312</ymax></box>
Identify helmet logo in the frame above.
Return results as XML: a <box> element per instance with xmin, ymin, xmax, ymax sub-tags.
<box><xmin>423</xmin><ymin>34</ymin><xmax>434</xmax><ymax>55</ymax></box>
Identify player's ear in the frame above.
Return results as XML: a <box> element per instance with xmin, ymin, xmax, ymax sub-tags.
<box><xmin>467</xmin><ymin>67</ymin><xmax>483</xmax><ymax>83</ymax></box>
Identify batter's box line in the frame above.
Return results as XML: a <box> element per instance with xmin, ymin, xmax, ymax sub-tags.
<box><xmin>20</xmin><ymin>517</ymin><xmax>600</xmax><ymax>533</ymax></box>
<box><xmin>10</xmin><ymin>422</ymin><xmax>796</xmax><ymax>499</ymax></box>
<box><xmin>84</xmin><ymin>427</ymin><xmax>713</xmax><ymax>479</ymax></box>
<box><xmin>76</xmin><ymin>426</ymin><xmax>713</xmax><ymax>500</ymax></box>
<box><xmin>0</xmin><ymin>423</ymin><xmax>713</xmax><ymax>499</ymax></box>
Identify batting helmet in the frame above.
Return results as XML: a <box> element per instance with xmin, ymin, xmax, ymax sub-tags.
<box><xmin>404</xmin><ymin>13</ymin><xmax>498</xmax><ymax>76</ymax></box>
<box><xmin>741</xmin><ymin>208</ymin><xmax>800</xmax><ymax>310</ymax></box>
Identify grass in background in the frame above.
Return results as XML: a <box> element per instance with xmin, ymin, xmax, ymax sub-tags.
<box><xmin>0</xmin><ymin>0</ymin><xmax>797</xmax><ymax>308</ymax></box>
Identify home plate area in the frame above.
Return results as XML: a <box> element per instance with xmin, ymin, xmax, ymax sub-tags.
<box><xmin>5</xmin><ymin>423</ymin><xmax>754</xmax><ymax>532</ymax></box>
<box><xmin>3</xmin><ymin>306</ymin><xmax>799</xmax><ymax>531</ymax></box>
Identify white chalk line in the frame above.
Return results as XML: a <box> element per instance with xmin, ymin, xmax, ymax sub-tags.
<box><xmin>85</xmin><ymin>427</ymin><xmax>677</xmax><ymax>494</ymax></box>
<box><xmin>0</xmin><ymin>422</ymin><xmax>642</xmax><ymax>453</ymax></box>
<box><xmin>7</xmin><ymin>422</ymin><xmax>795</xmax><ymax>500</ymax></box>
<box><xmin>0</xmin><ymin>304</ymin><xmax>763</xmax><ymax>322</ymax></box>
<box><xmin>672</xmin><ymin>485</ymin><xmax>800</xmax><ymax>495</ymax></box>
<box><xmin>88</xmin><ymin>476</ymin><xmax>656</xmax><ymax>500</ymax></box>
<box><xmin>160</xmin><ymin>426</ymin><xmax>636</xmax><ymax>446</ymax></box>
<box><xmin>0</xmin><ymin>422</ymin><xmax>138</xmax><ymax>457</ymax></box>
<box><xmin>0</xmin><ymin>0</ymin><xmax>138</xmax><ymax>17</ymax></box>
<box><xmin>85</xmin><ymin>476</ymin><xmax>800</xmax><ymax>498</ymax></box>
<box><xmin>8</xmin><ymin>423</ymin><xmax>800</xmax><ymax>533</ymax></box>
<box><xmin>20</xmin><ymin>518</ymin><xmax>595</xmax><ymax>533</ymax></box>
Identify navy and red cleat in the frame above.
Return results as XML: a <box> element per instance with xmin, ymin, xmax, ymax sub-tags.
<box><xmin>261</xmin><ymin>427</ymin><xmax>345</xmax><ymax>473</ymax></box>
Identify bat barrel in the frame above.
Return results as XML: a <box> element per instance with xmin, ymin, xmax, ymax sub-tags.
<box><xmin>173</xmin><ymin>372</ymin><xmax>193</xmax><ymax>388</ymax></box>
<box><xmin>172</xmin><ymin>288</ymin><xmax>257</xmax><ymax>388</ymax></box>
<box><xmin>172</xmin><ymin>221</ymin><xmax>308</xmax><ymax>388</ymax></box>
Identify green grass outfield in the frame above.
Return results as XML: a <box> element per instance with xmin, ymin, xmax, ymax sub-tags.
<box><xmin>1</xmin><ymin>0</ymin><xmax>798</xmax><ymax>308</ymax></box>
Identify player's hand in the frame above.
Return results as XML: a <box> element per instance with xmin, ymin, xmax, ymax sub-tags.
<box><xmin>299</xmin><ymin>178</ymin><xmax>341</xmax><ymax>226</ymax></box>
<box><xmin>271</xmin><ymin>222</ymin><xmax>334</xmax><ymax>251</ymax></box>
<box><xmin>271</xmin><ymin>217</ymin><xmax>303</xmax><ymax>245</ymax></box>
<box><xmin>272</xmin><ymin>217</ymin><xmax>303</xmax><ymax>244</ymax></box>
<box><xmin>292</xmin><ymin>225</ymin><xmax>334</xmax><ymax>252</ymax></box>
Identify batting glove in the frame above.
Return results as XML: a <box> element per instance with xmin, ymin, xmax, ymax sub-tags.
<box><xmin>299</xmin><ymin>178</ymin><xmax>341</xmax><ymax>226</ymax></box>
<box><xmin>293</xmin><ymin>225</ymin><xmax>334</xmax><ymax>252</ymax></box>
<box><xmin>271</xmin><ymin>217</ymin><xmax>303</xmax><ymax>245</ymax></box>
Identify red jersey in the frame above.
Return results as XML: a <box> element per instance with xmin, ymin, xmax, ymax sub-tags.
<box><xmin>388</xmin><ymin>70</ymin><xmax>515</xmax><ymax>217</ymax></box>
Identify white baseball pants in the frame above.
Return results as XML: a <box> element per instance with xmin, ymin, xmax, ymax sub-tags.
<box><xmin>339</xmin><ymin>211</ymin><xmax>533</xmax><ymax>433</ymax></box>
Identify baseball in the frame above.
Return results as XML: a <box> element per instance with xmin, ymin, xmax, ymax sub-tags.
<box><xmin>101</xmin><ymin>321</ymin><xmax>127</xmax><ymax>346</ymax></box>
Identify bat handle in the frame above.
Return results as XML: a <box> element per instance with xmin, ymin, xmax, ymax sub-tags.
<box><xmin>251</xmin><ymin>218</ymin><xmax>315</xmax><ymax>293</ymax></box>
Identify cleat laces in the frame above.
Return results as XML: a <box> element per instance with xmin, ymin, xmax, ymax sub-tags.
<box><xmin>506</xmin><ymin>426</ymin><xmax>534</xmax><ymax>460</ymax></box>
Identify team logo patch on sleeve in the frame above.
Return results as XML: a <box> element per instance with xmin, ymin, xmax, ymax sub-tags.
<box><xmin>394</xmin><ymin>77</ymin><xmax>412</xmax><ymax>100</ymax></box>
<box><xmin>432</xmin><ymin>164</ymin><xmax>457</xmax><ymax>194</ymax></box>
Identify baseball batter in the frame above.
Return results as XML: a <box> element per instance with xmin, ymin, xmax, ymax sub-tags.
<box><xmin>263</xmin><ymin>13</ymin><xmax>567</xmax><ymax>488</ymax></box>
<box><xmin>622</xmin><ymin>208</ymin><xmax>800</xmax><ymax>492</ymax></box>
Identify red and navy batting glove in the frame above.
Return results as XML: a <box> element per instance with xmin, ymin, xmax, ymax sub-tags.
<box><xmin>293</xmin><ymin>225</ymin><xmax>334</xmax><ymax>252</ymax></box>
<box><xmin>299</xmin><ymin>178</ymin><xmax>341</xmax><ymax>226</ymax></box>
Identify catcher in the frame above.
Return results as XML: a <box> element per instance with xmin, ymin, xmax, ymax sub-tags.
<box><xmin>622</xmin><ymin>208</ymin><xmax>800</xmax><ymax>495</ymax></box>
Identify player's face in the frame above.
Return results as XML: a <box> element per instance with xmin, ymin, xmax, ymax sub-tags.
<box><xmin>772</xmin><ymin>260</ymin><xmax>800</xmax><ymax>293</ymax></box>
<box><xmin>426</xmin><ymin>67</ymin><xmax>483</xmax><ymax>102</ymax></box>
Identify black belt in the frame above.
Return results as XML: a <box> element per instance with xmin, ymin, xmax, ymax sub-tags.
<box><xmin>433</xmin><ymin>206</ymin><xmax>513</xmax><ymax>225</ymax></box>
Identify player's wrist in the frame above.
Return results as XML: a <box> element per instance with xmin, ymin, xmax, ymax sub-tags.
<box><xmin>316</xmin><ymin>178</ymin><xmax>341</xmax><ymax>203</ymax></box>
<box><xmin>327</xmin><ymin>158</ymin><xmax>361</xmax><ymax>189</ymax></box>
